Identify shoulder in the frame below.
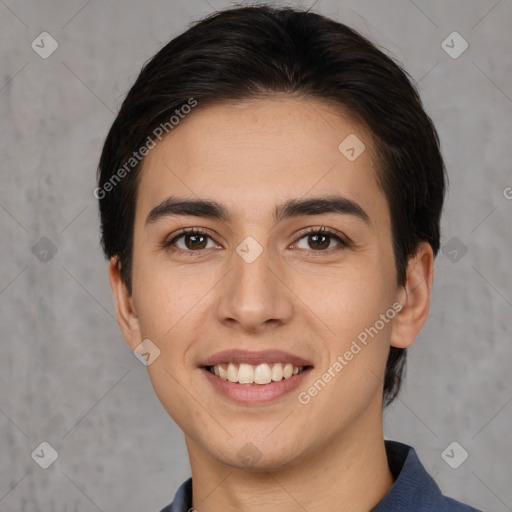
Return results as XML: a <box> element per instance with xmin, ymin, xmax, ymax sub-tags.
<box><xmin>158</xmin><ymin>477</ymin><xmax>193</xmax><ymax>512</ymax></box>
<box><xmin>443</xmin><ymin>496</ymin><xmax>482</xmax><ymax>511</ymax></box>
<box><xmin>374</xmin><ymin>440</ymin><xmax>482</xmax><ymax>512</ymax></box>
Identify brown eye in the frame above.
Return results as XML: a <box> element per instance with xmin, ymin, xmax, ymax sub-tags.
<box><xmin>181</xmin><ymin>233</ymin><xmax>208</xmax><ymax>250</ymax></box>
<box><xmin>162</xmin><ymin>228</ymin><xmax>219</xmax><ymax>255</ymax></box>
<box><xmin>307</xmin><ymin>233</ymin><xmax>331</xmax><ymax>250</ymax></box>
<box><xmin>295</xmin><ymin>228</ymin><xmax>349</xmax><ymax>252</ymax></box>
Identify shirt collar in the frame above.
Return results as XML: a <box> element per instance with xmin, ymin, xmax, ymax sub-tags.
<box><xmin>371</xmin><ymin>440</ymin><xmax>445</xmax><ymax>511</ymax></box>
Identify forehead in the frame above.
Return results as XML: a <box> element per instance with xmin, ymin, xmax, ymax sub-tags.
<box><xmin>135</xmin><ymin>97</ymin><xmax>387</xmax><ymax>226</ymax></box>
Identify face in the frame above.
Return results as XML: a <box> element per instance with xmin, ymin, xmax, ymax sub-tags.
<box><xmin>111</xmin><ymin>97</ymin><xmax>429</xmax><ymax>471</ymax></box>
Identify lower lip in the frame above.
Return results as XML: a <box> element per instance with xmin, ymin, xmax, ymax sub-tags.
<box><xmin>201</xmin><ymin>367</ymin><xmax>312</xmax><ymax>405</ymax></box>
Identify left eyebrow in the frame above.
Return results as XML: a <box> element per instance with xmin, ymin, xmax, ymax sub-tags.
<box><xmin>275</xmin><ymin>195</ymin><xmax>371</xmax><ymax>227</ymax></box>
<box><xmin>145</xmin><ymin>194</ymin><xmax>372</xmax><ymax>227</ymax></box>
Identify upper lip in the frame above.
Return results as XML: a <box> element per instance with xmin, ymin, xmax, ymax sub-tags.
<box><xmin>200</xmin><ymin>349</ymin><xmax>313</xmax><ymax>368</ymax></box>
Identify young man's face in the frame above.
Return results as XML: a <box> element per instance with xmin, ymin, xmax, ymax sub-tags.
<box><xmin>110</xmin><ymin>97</ymin><xmax>431</xmax><ymax>470</ymax></box>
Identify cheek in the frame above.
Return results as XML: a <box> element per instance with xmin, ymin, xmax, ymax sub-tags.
<box><xmin>133</xmin><ymin>234</ymin><xmax>191</xmax><ymax>297</ymax></box>
<box><xmin>292</xmin><ymin>256</ymin><xmax>395</xmax><ymax>334</ymax></box>
<box><xmin>132</xmin><ymin>258</ymin><xmax>185</xmax><ymax>341</ymax></box>
<box><xmin>131</xmin><ymin>255</ymin><xmax>223</xmax><ymax>370</ymax></box>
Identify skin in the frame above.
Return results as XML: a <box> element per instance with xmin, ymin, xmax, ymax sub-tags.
<box><xmin>109</xmin><ymin>96</ymin><xmax>434</xmax><ymax>512</ymax></box>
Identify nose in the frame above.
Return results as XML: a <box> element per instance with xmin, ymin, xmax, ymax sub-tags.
<box><xmin>215</xmin><ymin>240</ymin><xmax>294</xmax><ymax>333</ymax></box>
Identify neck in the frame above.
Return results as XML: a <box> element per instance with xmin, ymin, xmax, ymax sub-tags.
<box><xmin>185</xmin><ymin>404</ymin><xmax>394</xmax><ymax>512</ymax></box>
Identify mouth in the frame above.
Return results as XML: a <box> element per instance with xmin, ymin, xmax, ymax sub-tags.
<box><xmin>204</xmin><ymin>362</ymin><xmax>311</xmax><ymax>385</ymax></box>
<box><xmin>199</xmin><ymin>349</ymin><xmax>313</xmax><ymax>404</ymax></box>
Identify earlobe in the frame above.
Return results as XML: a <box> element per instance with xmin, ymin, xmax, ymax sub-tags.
<box><xmin>390</xmin><ymin>242</ymin><xmax>434</xmax><ymax>349</ymax></box>
<box><xmin>108</xmin><ymin>257</ymin><xmax>141</xmax><ymax>350</ymax></box>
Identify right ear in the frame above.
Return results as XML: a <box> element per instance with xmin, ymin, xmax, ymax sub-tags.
<box><xmin>108</xmin><ymin>257</ymin><xmax>142</xmax><ymax>350</ymax></box>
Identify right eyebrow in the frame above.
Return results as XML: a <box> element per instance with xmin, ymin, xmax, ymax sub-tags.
<box><xmin>146</xmin><ymin>197</ymin><xmax>230</xmax><ymax>225</ymax></box>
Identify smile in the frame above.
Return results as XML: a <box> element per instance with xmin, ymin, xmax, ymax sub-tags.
<box><xmin>207</xmin><ymin>362</ymin><xmax>307</xmax><ymax>385</ymax></box>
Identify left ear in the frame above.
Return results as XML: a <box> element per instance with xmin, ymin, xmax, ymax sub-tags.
<box><xmin>390</xmin><ymin>242</ymin><xmax>434</xmax><ymax>349</ymax></box>
<box><xmin>108</xmin><ymin>256</ymin><xmax>142</xmax><ymax>351</ymax></box>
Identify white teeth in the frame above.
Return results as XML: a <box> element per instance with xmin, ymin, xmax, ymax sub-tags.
<box><xmin>271</xmin><ymin>363</ymin><xmax>283</xmax><ymax>382</ymax></box>
<box><xmin>210</xmin><ymin>362</ymin><xmax>305</xmax><ymax>385</ymax></box>
<box><xmin>218</xmin><ymin>364</ymin><xmax>228</xmax><ymax>380</ymax></box>
<box><xmin>227</xmin><ymin>362</ymin><xmax>238</xmax><ymax>383</ymax></box>
<box><xmin>238</xmin><ymin>363</ymin><xmax>254</xmax><ymax>384</ymax></box>
<box><xmin>254</xmin><ymin>363</ymin><xmax>272</xmax><ymax>384</ymax></box>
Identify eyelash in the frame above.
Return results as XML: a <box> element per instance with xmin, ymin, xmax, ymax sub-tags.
<box><xmin>161</xmin><ymin>226</ymin><xmax>352</xmax><ymax>257</ymax></box>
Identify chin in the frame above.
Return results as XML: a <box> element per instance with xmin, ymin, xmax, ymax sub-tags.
<box><xmin>207</xmin><ymin>436</ymin><xmax>307</xmax><ymax>472</ymax></box>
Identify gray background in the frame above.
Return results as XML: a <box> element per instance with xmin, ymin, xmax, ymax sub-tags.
<box><xmin>1</xmin><ymin>0</ymin><xmax>511</xmax><ymax>510</ymax></box>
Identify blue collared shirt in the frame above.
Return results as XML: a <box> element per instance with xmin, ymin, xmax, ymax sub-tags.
<box><xmin>159</xmin><ymin>440</ymin><xmax>481</xmax><ymax>511</ymax></box>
